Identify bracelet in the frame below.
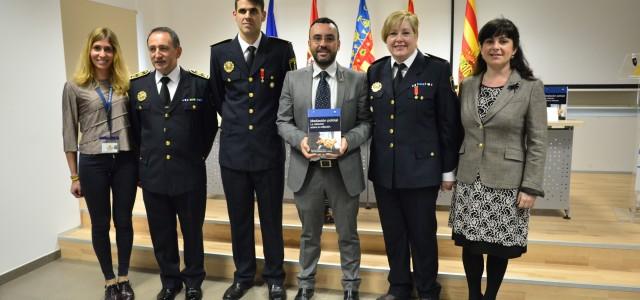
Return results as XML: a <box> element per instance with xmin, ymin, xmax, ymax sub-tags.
<box><xmin>70</xmin><ymin>175</ymin><xmax>80</xmax><ymax>182</ymax></box>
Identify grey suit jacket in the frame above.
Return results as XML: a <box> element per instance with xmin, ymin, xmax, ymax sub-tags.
<box><xmin>277</xmin><ymin>64</ymin><xmax>372</xmax><ymax>196</ymax></box>
<box><xmin>457</xmin><ymin>71</ymin><xmax>547</xmax><ymax>194</ymax></box>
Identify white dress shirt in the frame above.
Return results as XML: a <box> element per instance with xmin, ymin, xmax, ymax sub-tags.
<box><xmin>238</xmin><ymin>33</ymin><xmax>262</xmax><ymax>62</ymax></box>
<box><xmin>311</xmin><ymin>61</ymin><xmax>338</xmax><ymax>109</ymax></box>
<box><xmin>155</xmin><ymin>65</ymin><xmax>181</xmax><ymax>102</ymax></box>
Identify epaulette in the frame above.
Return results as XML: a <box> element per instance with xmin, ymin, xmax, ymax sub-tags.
<box><xmin>130</xmin><ymin>70</ymin><xmax>150</xmax><ymax>80</ymax></box>
<box><xmin>424</xmin><ymin>53</ymin><xmax>449</xmax><ymax>63</ymax></box>
<box><xmin>370</xmin><ymin>56</ymin><xmax>390</xmax><ymax>67</ymax></box>
<box><xmin>268</xmin><ymin>36</ymin><xmax>292</xmax><ymax>45</ymax></box>
<box><xmin>211</xmin><ymin>39</ymin><xmax>232</xmax><ymax>47</ymax></box>
<box><xmin>189</xmin><ymin>69</ymin><xmax>209</xmax><ymax>79</ymax></box>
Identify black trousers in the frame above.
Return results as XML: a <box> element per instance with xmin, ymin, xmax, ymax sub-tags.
<box><xmin>374</xmin><ymin>184</ymin><xmax>441</xmax><ymax>299</ymax></box>
<box><xmin>221</xmin><ymin>165</ymin><xmax>285</xmax><ymax>285</ymax></box>
<box><xmin>78</xmin><ymin>151</ymin><xmax>137</xmax><ymax>280</ymax></box>
<box><xmin>143</xmin><ymin>184</ymin><xmax>207</xmax><ymax>289</ymax></box>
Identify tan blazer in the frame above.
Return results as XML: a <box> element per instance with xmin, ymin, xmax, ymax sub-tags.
<box><xmin>457</xmin><ymin>71</ymin><xmax>547</xmax><ymax>193</ymax></box>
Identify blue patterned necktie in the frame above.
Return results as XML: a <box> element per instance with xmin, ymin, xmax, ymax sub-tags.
<box><xmin>315</xmin><ymin>71</ymin><xmax>330</xmax><ymax>109</ymax></box>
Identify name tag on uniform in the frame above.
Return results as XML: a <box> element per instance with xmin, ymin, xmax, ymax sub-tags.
<box><xmin>100</xmin><ymin>136</ymin><xmax>120</xmax><ymax>153</ymax></box>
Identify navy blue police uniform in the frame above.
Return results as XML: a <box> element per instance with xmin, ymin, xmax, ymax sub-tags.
<box><xmin>367</xmin><ymin>52</ymin><xmax>462</xmax><ymax>299</ymax></box>
<box><xmin>128</xmin><ymin>68</ymin><xmax>217</xmax><ymax>291</ymax></box>
<box><xmin>209</xmin><ymin>34</ymin><xmax>296</xmax><ymax>286</ymax></box>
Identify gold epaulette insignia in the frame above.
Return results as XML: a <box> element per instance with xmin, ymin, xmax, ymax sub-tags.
<box><xmin>130</xmin><ymin>70</ymin><xmax>150</xmax><ymax>80</ymax></box>
<box><xmin>190</xmin><ymin>69</ymin><xmax>209</xmax><ymax>79</ymax></box>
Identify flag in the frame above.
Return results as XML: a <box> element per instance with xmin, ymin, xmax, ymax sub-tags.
<box><xmin>266</xmin><ymin>0</ymin><xmax>278</xmax><ymax>37</ymax></box>
<box><xmin>408</xmin><ymin>0</ymin><xmax>415</xmax><ymax>14</ymax></box>
<box><xmin>350</xmin><ymin>0</ymin><xmax>375</xmax><ymax>72</ymax></box>
<box><xmin>458</xmin><ymin>0</ymin><xmax>479</xmax><ymax>83</ymax></box>
<box><xmin>307</xmin><ymin>0</ymin><xmax>319</xmax><ymax>64</ymax></box>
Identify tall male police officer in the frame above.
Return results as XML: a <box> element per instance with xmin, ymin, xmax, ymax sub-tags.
<box><xmin>129</xmin><ymin>27</ymin><xmax>217</xmax><ymax>300</ymax></box>
<box><xmin>209</xmin><ymin>0</ymin><xmax>296</xmax><ymax>299</ymax></box>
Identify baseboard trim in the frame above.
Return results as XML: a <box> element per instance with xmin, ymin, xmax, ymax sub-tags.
<box><xmin>0</xmin><ymin>250</ymin><xmax>61</xmax><ymax>285</ymax></box>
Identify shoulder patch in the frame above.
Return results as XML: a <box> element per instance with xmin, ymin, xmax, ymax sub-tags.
<box><xmin>211</xmin><ymin>39</ymin><xmax>232</xmax><ymax>48</ymax></box>
<box><xmin>129</xmin><ymin>70</ymin><xmax>150</xmax><ymax>80</ymax></box>
<box><xmin>189</xmin><ymin>69</ymin><xmax>209</xmax><ymax>79</ymax></box>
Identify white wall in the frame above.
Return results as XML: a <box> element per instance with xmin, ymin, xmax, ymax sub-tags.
<box><xmin>0</xmin><ymin>1</ymin><xmax>79</xmax><ymax>275</ymax></box>
<box><xmin>131</xmin><ymin>0</ymin><xmax>452</xmax><ymax>73</ymax></box>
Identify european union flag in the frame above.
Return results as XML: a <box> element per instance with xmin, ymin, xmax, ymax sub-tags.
<box><xmin>266</xmin><ymin>0</ymin><xmax>278</xmax><ymax>37</ymax></box>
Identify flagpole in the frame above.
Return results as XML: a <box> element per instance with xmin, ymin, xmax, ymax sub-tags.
<box><xmin>449</xmin><ymin>0</ymin><xmax>455</xmax><ymax>74</ymax></box>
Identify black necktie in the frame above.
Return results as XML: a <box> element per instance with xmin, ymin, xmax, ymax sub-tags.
<box><xmin>393</xmin><ymin>62</ymin><xmax>407</xmax><ymax>95</ymax></box>
<box><xmin>246</xmin><ymin>46</ymin><xmax>256</xmax><ymax>70</ymax></box>
<box><xmin>315</xmin><ymin>71</ymin><xmax>330</xmax><ymax>109</ymax></box>
<box><xmin>160</xmin><ymin>76</ymin><xmax>171</xmax><ymax>106</ymax></box>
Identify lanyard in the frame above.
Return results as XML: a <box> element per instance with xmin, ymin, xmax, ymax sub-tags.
<box><xmin>95</xmin><ymin>85</ymin><xmax>114</xmax><ymax>135</ymax></box>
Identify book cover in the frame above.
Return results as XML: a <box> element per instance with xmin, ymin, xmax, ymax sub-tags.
<box><xmin>308</xmin><ymin>108</ymin><xmax>341</xmax><ymax>154</ymax></box>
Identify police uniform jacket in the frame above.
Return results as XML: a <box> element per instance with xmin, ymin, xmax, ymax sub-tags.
<box><xmin>129</xmin><ymin>68</ymin><xmax>218</xmax><ymax>195</ymax></box>
<box><xmin>367</xmin><ymin>52</ymin><xmax>462</xmax><ymax>189</ymax></box>
<box><xmin>210</xmin><ymin>34</ymin><xmax>296</xmax><ymax>171</ymax></box>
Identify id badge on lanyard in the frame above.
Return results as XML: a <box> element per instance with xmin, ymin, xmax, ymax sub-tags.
<box><xmin>96</xmin><ymin>85</ymin><xmax>119</xmax><ymax>153</ymax></box>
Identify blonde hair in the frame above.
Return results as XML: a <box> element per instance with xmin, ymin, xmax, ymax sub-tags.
<box><xmin>73</xmin><ymin>27</ymin><xmax>129</xmax><ymax>95</ymax></box>
<box><xmin>381</xmin><ymin>11</ymin><xmax>419</xmax><ymax>42</ymax></box>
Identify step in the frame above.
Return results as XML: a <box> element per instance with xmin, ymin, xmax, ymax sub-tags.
<box><xmin>59</xmin><ymin>227</ymin><xmax>640</xmax><ymax>300</ymax></box>
<box><xmin>78</xmin><ymin>199</ymin><xmax>640</xmax><ymax>272</ymax></box>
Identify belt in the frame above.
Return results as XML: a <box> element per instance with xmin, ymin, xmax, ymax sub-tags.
<box><xmin>310</xmin><ymin>159</ymin><xmax>335</xmax><ymax>168</ymax></box>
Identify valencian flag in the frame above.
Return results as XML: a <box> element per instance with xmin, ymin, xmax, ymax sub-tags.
<box><xmin>408</xmin><ymin>0</ymin><xmax>415</xmax><ymax>14</ymax></box>
<box><xmin>458</xmin><ymin>0</ymin><xmax>479</xmax><ymax>83</ymax></box>
<box><xmin>266</xmin><ymin>0</ymin><xmax>278</xmax><ymax>37</ymax></box>
<box><xmin>307</xmin><ymin>0</ymin><xmax>319</xmax><ymax>65</ymax></box>
<box><xmin>350</xmin><ymin>0</ymin><xmax>375</xmax><ymax>71</ymax></box>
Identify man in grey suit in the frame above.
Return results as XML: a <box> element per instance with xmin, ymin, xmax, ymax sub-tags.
<box><xmin>276</xmin><ymin>17</ymin><xmax>372</xmax><ymax>300</ymax></box>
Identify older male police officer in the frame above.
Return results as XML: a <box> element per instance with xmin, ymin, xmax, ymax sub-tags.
<box><xmin>129</xmin><ymin>27</ymin><xmax>217</xmax><ymax>300</ymax></box>
<box><xmin>209</xmin><ymin>0</ymin><xmax>296</xmax><ymax>299</ymax></box>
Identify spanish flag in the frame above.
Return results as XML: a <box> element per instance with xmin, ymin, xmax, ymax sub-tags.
<box><xmin>458</xmin><ymin>0</ymin><xmax>479</xmax><ymax>83</ymax></box>
<box><xmin>349</xmin><ymin>0</ymin><xmax>375</xmax><ymax>71</ymax></box>
<box><xmin>307</xmin><ymin>0</ymin><xmax>319</xmax><ymax>65</ymax></box>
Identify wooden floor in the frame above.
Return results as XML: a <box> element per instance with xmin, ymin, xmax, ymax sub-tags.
<box><xmin>61</xmin><ymin>172</ymin><xmax>640</xmax><ymax>299</ymax></box>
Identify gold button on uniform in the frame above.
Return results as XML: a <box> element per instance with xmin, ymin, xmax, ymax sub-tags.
<box><xmin>478</xmin><ymin>143</ymin><xmax>484</xmax><ymax>148</ymax></box>
<box><xmin>389</xmin><ymin>142</ymin><xmax>394</xmax><ymax>148</ymax></box>
<box><xmin>390</xmin><ymin>99</ymin><xmax>395</xmax><ymax>105</ymax></box>
<box><xmin>165</xmin><ymin>140</ymin><xmax>171</xmax><ymax>146</ymax></box>
<box><xmin>249</xmin><ymin>92</ymin><xmax>254</xmax><ymax>98</ymax></box>
<box><xmin>165</xmin><ymin>154</ymin><xmax>171</xmax><ymax>160</ymax></box>
<box><xmin>249</xmin><ymin>125</ymin><xmax>254</xmax><ymax>130</ymax></box>
<box><xmin>249</xmin><ymin>108</ymin><xmax>254</xmax><ymax>114</ymax></box>
<box><xmin>192</xmin><ymin>104</ymin><xmax>197</xmax><ymax>109</ymax></box>
<box><xmin>164</xmin><ymin>113</ymin><xmax>169</xmax><ymax>118</ymax></box>
<box><xmin>389</xmin><ymin>128</ymin><xmax>394</xmax><ymax>134</ymax></box>
<box><xmin>163</xmin><ymin>127</ymin><xmax>167</xmax><ymax>132</ymax></box>
<box><xmin>430</xmin><ymin>152</ymin><xmax>435</xmax><ymax>157</ymax></box>
<box><xmin>390</xmin><ymin>114</ymin><xmax>395</xmax><ymax>120</ymax></box>
<box><xmin>248</xmin><ymin>77</ymin><xmax>254</xmax><ymax>82</ymax></box>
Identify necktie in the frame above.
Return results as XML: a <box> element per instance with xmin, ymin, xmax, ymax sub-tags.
<box><xmin>315</xmin><ymin>71</ymin><xmax>330</xmax><ymax>109</ymax></box>
<box><xmin>246</xmin><ymin>46</ymin><xmax>256</xmax><ymax>70</ymax></box>
<box><xmin>160</xmin><ymin>76</ymin><xmax>171</xmax><ymax>106</ymax></box>
<box><xmin>393</xmin><ymin>62</ymin><xmax>407</xmax><ymax>95</ymax></box>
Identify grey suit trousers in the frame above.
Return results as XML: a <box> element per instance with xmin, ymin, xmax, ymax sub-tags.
<box><xmin>294</xmin><ymin>162</ymin><xmax>361</xmax><ymax>290</ymax></box>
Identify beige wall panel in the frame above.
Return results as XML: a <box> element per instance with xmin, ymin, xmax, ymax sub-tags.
<box><xmin>60</xmin><ymin>0</ymin><xmax>138</xmax><ymax>80</ymax></box>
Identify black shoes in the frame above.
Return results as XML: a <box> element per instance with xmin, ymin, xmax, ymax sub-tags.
<box><xmin>118</xmin><ymin>281</ymin><xmax>135</xmax><ymax>300</ymax></box>
<box><xmin>156</xmin><ymin>285</ymin><xmax>183</xmax><ymax>300</ymax></box>
<box><xmin>294</xmin><ymin>288</ymin><xmax>314</xmax><ymax>300</ymax></box>
<box><xmin>185</xmin><ymin>287</ymin><xmax>203</xmax><ymax>300</ymax></box>
<box><xmin>222</xmin><ymin>282</ymin><xmax>252</xmax><ymax>300</ymax></box>
<box><xmin>344</xmin><ymin>290</ymin><xmax>359</xmax><ymax>300</ymax></box>
<box><xmin>104</xmin><ymin>284</ymin><xmax>119</xmax><ymax>300</ymax></box>
<box><xmin>268</xmin><ymin>283</ymin><xmax>286</xmax><ymax>300</ymax></box>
